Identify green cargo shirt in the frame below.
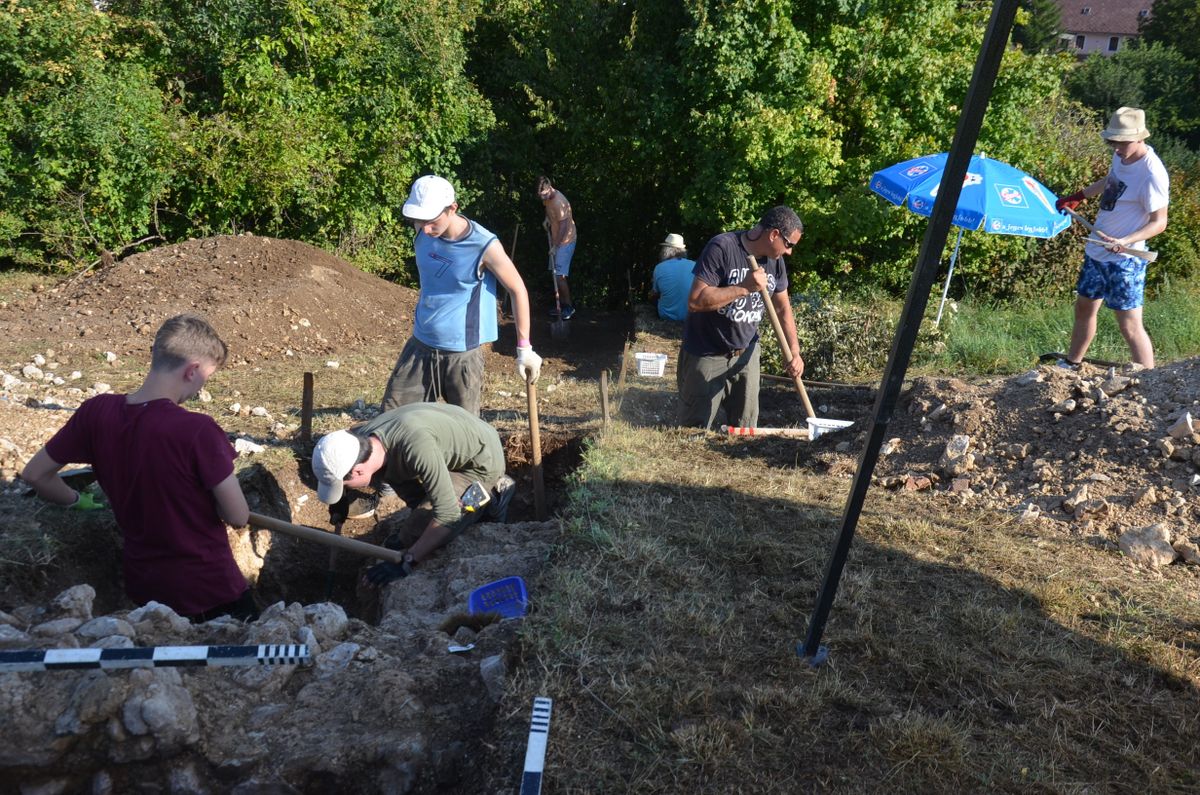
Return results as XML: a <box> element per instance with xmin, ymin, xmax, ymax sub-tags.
<box><xmin>359</xmin><ymin>403</ymin><xmax>505</xmax><ymax>526</ymax></box>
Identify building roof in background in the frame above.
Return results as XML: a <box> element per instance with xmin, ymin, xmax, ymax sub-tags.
<box><xmin>1057</xmin><ymin>1</ymin><xmax>1153</xmax><ymax>36</ymax></box>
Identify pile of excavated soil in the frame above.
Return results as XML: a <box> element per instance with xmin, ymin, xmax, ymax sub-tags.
<box><xmin>0</xmin><ymin>235</ymin><xmax>419</xmax><ymax>365</ymax></box>
<box><xmin>809</xmin><ymin>358</ymin><xmax>1200</xmax><ymax>568</ymax></box>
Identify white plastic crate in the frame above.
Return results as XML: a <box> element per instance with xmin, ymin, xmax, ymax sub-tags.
<box><xmin>634</xmin><ymin>352</ymin><xmax>668</xmax><ymax>377</ymax></box>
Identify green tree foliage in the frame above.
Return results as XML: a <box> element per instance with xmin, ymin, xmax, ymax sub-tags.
<box><xmin>464</xmin><ymin>1</ymin><xmax>1106</xmax><ymax>306</ymax></box>
<box><xmin>1012</xmin><ymin>0</ymin><xmax>1063</xmax><ymax>54</ymax></box>
<box><xmin>105</xmin><ymin>0</ymin><xmax>493</xmax><ymax>278</ymax></box>
<box><xmin>1139</xmin><ymin>0</ymin><xmax>1200</xmax><ymax>62</ymax></box>
<box><xmin>7</xmin><ymin>0</ymin><xmax>1191</xmax><ymax>302</ymax></box>
<box><xmin>1065</xmin><ymin>43</ymin><xmax>1200</xmax><ymax>149</ymax></box>
<box><xmin>0</xmin><ymin>0</ymin><xmax>176</xmax><ymax>267</ymax></box>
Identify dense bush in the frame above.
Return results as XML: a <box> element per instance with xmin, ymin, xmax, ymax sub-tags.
<box><xmin>0</xmin><ymin>0</ymin><xmax>176</xmax><ymax>267</ymax></box>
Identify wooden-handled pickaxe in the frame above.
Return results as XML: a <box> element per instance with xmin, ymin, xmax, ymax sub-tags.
<box><xmin>1063</xmin><ymin>207</ymin><xmax>1158</xmax><ymax>262</ymax></box>
<box><xmin>249</xmin><ymin>512</ymin><xmax>403</xmax><ymax>563</ymax></box>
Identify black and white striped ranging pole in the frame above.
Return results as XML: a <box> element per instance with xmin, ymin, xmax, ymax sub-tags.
<box><xmin>0</xmin><ymin>644</ymin><xmax>309</xmax><ymax>673</ymax></box>
<box><xmin>519</xmin><ymin>696</ymin><xmax>553</xmax><ymax>795</ymax></box>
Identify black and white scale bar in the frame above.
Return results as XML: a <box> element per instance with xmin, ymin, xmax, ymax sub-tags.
<box><xmin>0</xmin><ymin>644</ymin><xmax>310</xmax><ymax>673</ymax></box>
<box><xmin>519</xmin><ymin>696</ymin><xmax>553</xmax><ymax>795</ymax></box>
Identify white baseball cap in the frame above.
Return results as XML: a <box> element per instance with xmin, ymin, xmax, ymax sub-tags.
<box><xmin>311</xmin><ymin>430</ymin><xmax>361</xmax><ymax>504</ymax></box>
<box><xmin>402</xmin><ymin>175</ymin><xmax>456</xmax><ymax>221</ymax></box>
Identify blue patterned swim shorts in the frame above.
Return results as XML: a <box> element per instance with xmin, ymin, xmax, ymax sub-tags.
<box><xmin>1075</xmin><ymin>254</ymin><xmax>1146</xmax><ymax>311</ymax></box>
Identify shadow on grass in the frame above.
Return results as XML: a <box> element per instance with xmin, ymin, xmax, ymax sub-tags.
<box><xmin>479</xmin><ymin>428</ymin><xmax>1200</xmax><ymax>793</ymax></box>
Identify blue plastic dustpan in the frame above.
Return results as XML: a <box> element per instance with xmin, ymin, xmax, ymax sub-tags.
<box><xmin>468</xmin><ymin>576</ymin><xmax>528</xmax><ymax>618</ymax></box>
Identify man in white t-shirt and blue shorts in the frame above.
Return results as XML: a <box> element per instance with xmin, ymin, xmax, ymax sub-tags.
<box><xmin>1055</xmin><ymin>107</ymin><xmax>1169</xmax><ymax>369</ymax></box>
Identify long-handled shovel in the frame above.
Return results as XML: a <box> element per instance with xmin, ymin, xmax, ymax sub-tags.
<box><xmin>527</xmin><ymin>372</ymin><xmax>546</xmax><ymax>520</ymax></box>
<box><xmin>747</xmin><ymin>254</ymin><xmax>815</xmax><ymax>419</ymax></box>
<box><xmin>547</xmin><ymin>229</ymin><xmax>569</xmax><ymax>340</ymax></box>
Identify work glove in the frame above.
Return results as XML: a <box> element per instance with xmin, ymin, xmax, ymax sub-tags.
<box><xmin>1055</xmin><ymin>191</ymin><xmax>1086</xmax><ymax>213</ymax></box>
<box><xmin>70</xmin><ymin>491</ymin><xmax>106</xmax><ymax>511</ymax></box>
<box><xmin>364</xmin><ymin>558</ymin><xmax>412</xmax><ymax>587</ymax></box>
<box><xmin>517</xmin><ymin>345</ymin><xmax>543</xmax><ymax>383</ymax></box>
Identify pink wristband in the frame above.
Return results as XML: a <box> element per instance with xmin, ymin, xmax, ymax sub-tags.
<box><xmin>517</xmin><ymin>338</ymin><xmax>531</xmax><ymax>348</ymax></box>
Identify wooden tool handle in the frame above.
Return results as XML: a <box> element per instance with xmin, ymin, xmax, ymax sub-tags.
<box><xmin>527</xmin><ymin>374</ymin><xmax>546</xmax><ymax>521</ymax></box>
<box><xmin>747</xmin><ymin>255</ymin><xmax>815</xmax><ymax>419</ymax></box>
<box><xmin>1082</xmin><ymin>237</ymin><xmax>1158</xmax><ymax>263</ymax></box>
<box><xmin>1063</xmin><ymin>206</ymin><xmax>1095</xmax><ymax>233</ymax></box>
<box><xmin>248</xmin><ymin>512</ymin><xmax>403</xmax><ymax>563</ymax></box>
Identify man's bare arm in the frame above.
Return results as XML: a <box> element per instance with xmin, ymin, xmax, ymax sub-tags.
<box><xmin>212</xmin><ymin>472</ymin><xmax>249</xmax><ymax>527</ymax></box>
<box><xmin>21</xmin><ymin>448</ymin><xmax>76</xmax><ymax>505</ymax></box>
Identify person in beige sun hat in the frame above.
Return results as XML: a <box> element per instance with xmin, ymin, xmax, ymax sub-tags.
<box><xmin>1054</xmin><ymin>107</ymin><xmax>1169</xmax><ymax>369</ymax></box>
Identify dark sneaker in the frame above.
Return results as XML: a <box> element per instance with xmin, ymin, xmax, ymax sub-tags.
<box><xmin>346</xmin><ymin>494</ymin><xmax>379</xmax><ymax>520</ymax></box>
<box><xmin>560</xmin><ymin>305</ymin><xmax>575</xmax><ymax>321</ymax></box>
<box><xmin>377</xmin><ymin>483</ymin><xmax>397</xmax><ymax>500</ymax></box>
<box><xmin>487</xmin><ymin>474</ymin><xmax>516</xmax><ymax>522</ymax></box>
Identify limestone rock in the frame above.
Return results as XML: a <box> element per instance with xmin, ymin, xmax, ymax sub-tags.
<box><xmin>0</xmin><ymin>623</ymin><xmax>33</xmax><ymax>648</ymax></box>
<box><xmin>1131</xmin><ymin>485</ymin><xmax>1157</xmax><ymax>507</ymax></box>
<box><xmin>479</xmin><ymin>654</ymin><xmax>507</xmax><ymax>701</ymax></box>
<box><xmin>939</xmin><ymin>434</ymin><xmax>975</xmax><ymax>477</ymax></box>
<box><xmin>76</xmin><ymin>616</ymin><xmax>135</xmax><ymax>640</ymax></box>
<box><xmin>51</xmin><ymin>584</ymin><xmax>96</xmax><ymax>620</ymax></box>
<box><xmin>31</xmin><ymin>617</ymin><xmax>85</xmax><ymax>637</ymax></box>
<box><xmin>1167</xmin><ymin>412</ymin><xmax>1195</xmax><ymax>439</ymax></box>
<box><xmin>1062</xmin><ymin>483</ymin><xmax>1089</xmax><ymax>513</ymax></box>
<box><xmin>120</xmin><ymin>668</ymin><xmax>199</xmax><ymax>754</ymax></box>
<box><xmin>1173</xmin><ymin>539</ymin><xmax>1200</xmax><ymax>565</ymax></box>
<box><xmin>1049</xmin><ymin>398</ymin><xmax>1076</xmax><ymax>414</ymax></box>
<box><xmin>316</xmin><ymin>642</ymin><xmax>361</xmax><ymax>676</ymax></box>
<box><xmin>304</xmin><ymin>603</ymin><xmax>349</xmax><ymax>645</ymax></box>
<box><xmin>1118</xmin><ymin>524</ymin><xmax>1178</xmax><ymax>568</ymax></box>
<box><xmin>127</xmin><ymin>602</ymin><xmax>191</xmax><ymax>638</ymax></box>
<box><xmin>1099</xmin><ymin>376</ymin><xmax>1132</xmax><ymax>396</ymax></box>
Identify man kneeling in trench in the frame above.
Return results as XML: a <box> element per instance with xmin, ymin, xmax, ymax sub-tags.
<box><xmin>311</xmin><ymin>402</ymin><xmax>515</xmax><ymax>586</ymax></box>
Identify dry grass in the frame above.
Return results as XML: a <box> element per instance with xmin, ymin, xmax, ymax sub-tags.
<box><xmin>499</xmin><ymin>412</ymin><xmax>1200</xmax><ymax>792</ymax></box>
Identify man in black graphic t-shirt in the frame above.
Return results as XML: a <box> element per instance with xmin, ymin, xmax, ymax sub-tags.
<box><xmin>677</xmin><ymin>206</ymin><xmax>805</xmax><ymax>430</ymax></box>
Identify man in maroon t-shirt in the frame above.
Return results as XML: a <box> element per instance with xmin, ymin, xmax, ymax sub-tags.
<box><xmin>22</xmin><ymin>314</ymin><xmax>257</xmax><ymax>621</ymax></box>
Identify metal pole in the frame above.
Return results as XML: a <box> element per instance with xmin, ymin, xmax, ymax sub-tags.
<box><xmin>799</xmin><ymin>0</ymin><xmax>1020</xmax><ymax>665</ymax></box>
<box><xmin>934</xmin><ymin>227</ymin><xmax>964</xmax><ymax>326</ymax></box>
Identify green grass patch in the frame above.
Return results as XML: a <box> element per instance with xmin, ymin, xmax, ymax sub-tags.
<box><xmin>759</xmin><ymin>282</ymin><xmax>1200</xmax><ymax>382</ymax></box>
<box><xmin>929</xmin><ymin>283</ymin><xmax>1200</xmax><ymax>372</ymax></box>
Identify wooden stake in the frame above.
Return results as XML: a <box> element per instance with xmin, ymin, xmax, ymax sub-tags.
<box><xmin>599</xmin><ymin>370</ymin><xmax>610</xmax><ymax>432</ymax></box>
<box><xmin>300</xmin><ymin>372</ymin><xmax>314</xmax><ymax>441</ymax></box>
<box><xmin>615</xmin><ymin>340</ymin><xmax>630</xmax><ymax>395</ymax></box>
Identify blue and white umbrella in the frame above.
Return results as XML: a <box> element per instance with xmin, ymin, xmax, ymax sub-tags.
<box><xmin>870</xmin><ymin>153</ymin><xmax>1070</xmax><ymax>323</ymax></box>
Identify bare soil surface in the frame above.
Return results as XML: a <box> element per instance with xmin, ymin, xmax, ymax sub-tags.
<box><xmin>0</xmin><ymin>235</ymin><xmax>629</xmax><ymax>793</ymax></box>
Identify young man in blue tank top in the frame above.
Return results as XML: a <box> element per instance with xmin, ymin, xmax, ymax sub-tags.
<box><xmin>381</xmin><ymin>175</ymin><xmax>542</xmax><ymax>417</ymax></box>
